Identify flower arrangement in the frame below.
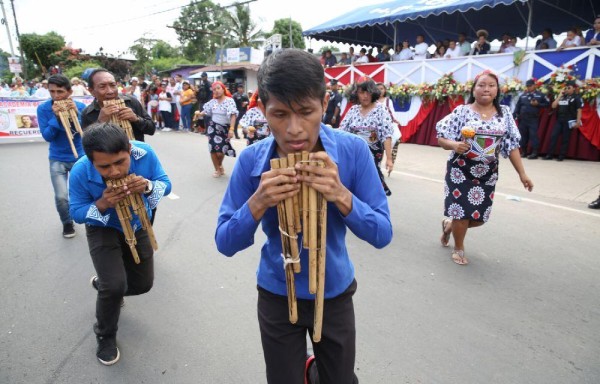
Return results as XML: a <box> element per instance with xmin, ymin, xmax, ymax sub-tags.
<box><xmin>432</xmin><ymin>72</ymin><xmax>460</xmax><ymax>101</ymax></box>
<box><xmin>381</xmin><ymin>68</ymin><xmax>598</xmax><ymax>106</ymax></box>
<box><xmin>388</xmin><ymin>83</ymin><xmax>414</xmax><ymax>106</ymax></box>
<box><xmin>500</xmin><ymin>78</ymin><xmax>523</xmax><ymax>97</ymax></box>
<box><xmin>580</xmin><ymin>78</ymin><xmax>600</xmax><ymax>103</ymax></box>
<box><xmin>413</xmin><ymin>82</ymin><xmax>436</xmax><ymax>102</ymax></box>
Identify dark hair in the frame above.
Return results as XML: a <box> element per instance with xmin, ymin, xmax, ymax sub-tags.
<box><xmin>348</xmin><ymin>78</ymin><xmax>380</xmax><ymax>104</ymax></box>
<box><xmin>376</xmin><ymin>82</ymin><xmax>387</xmax><ymax>97</ymax></box>
<box><xmin>82</xmin><ymin>122</ymin><xmax>130</xmax><ymax>161</ymax></box>
<box><xmin>543</xmin><ymin>28</ymin><xmax>553</xmax><ymax>35</ymax></box>
<box><xmin>468</xmin><ymin>71</ymin><xmax>503</xmax><ymax>117</ymax></box>
<box><xmin>257</xmin><ymin>49</ymin><xmax>326</xmax><ymax>109</ymax></box>
<box><xmin>88</xmin><ymin>68</ymin><xmax>113</xmax><ymax>89</ymax></box>
<box><xmin>47</xmin><ymin>74</ymin><xmax>71</xmax><ymax>91</ymax></box>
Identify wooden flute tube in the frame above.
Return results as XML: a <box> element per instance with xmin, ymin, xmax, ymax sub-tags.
<box><xmin>308</xmin><ymin>172</ymin><xmax>318</xmax><ymax>294</ymax></box>
<box><xmin>301</xmin><ymin>151</ymin><xmax>309</xmax><ymax>249</ymax></box>
<box><xmin>280</xmin><ymin>157</ymin><xmax>301</xmax><ymax>273</ymax></box>
<box><xmin>289</xmin><ymin>153</ymin><xmax>302</xmax><ymax>234</ymax></box>
<box><xmin>270</xmin><ymin>159</ymin><xmax>298</xmax><ymax>323</ymax></box>
<box><xmin>68</xmin><ymin>108</ymin><xmax>83</xmax><ymax>135</ymax></box>
<box><xmin>313</xmin><ymin>162</ymin><xmax>327</xmax><ymax>342</ymax></box>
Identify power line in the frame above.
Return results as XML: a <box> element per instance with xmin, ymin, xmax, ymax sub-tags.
<box><xmin>73</xmin><ymin>0</ymin><xmax>257</xmax><ymax>31</ymax></box>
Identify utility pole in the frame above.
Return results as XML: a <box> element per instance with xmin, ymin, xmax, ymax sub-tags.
<box><xmin>289</xmin><ymin>17</ymin><xmax>294</xmax><ymax>48</ymax></box>
<box><xmin>0</xmin><ymin>0</ymin><xmax>15</xmax><ymax>56</ymax></box>
<box><xmin>9</xmin><ymin>0</ymin><xmax>26</xmax><ymax>78</ymax></box>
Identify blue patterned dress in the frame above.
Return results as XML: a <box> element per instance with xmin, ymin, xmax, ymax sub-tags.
<box><xmin>436</xmin><ymin>104</ymin><xmax>521</xmax><ymax>222</ymax></box>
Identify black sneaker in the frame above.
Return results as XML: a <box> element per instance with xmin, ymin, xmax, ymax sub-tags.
<box><xmin>588</xmin><ymin>198</ymin><xmax>600</xmax><ymax>209</ymax></box>
<box><xmin>62</xmin><ymin>223</ymin><xmax>76</xmax><ymax>238</ymax></box>
<box><xmin>527</xmin><ymin>153</ymin><xmax>538</xmax><ymax>160</ymax></box>
<box><xmin>96</xmin><ymin>336</ymin><xmax>120</xmax><ymax>366</ymax></box>
<box><xmin>557</xmin><ymin>156</ymin><xmax>564</xmax><ymax>162</ymax></box>
<box><xmin>90</xmin><ymin>276</ymin><xmax>125</xmax><ymax>307</ymax></box>
<box><xmin>543</xmin><ymin>155</ymin><xmax>553</xmax><ymax>160</ymax></box>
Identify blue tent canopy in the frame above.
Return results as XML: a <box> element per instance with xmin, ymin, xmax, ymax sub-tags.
<box><xmin>303</xmin><ymin>0</ymin><xmax>596</xmax><ymax>46</ymax></box>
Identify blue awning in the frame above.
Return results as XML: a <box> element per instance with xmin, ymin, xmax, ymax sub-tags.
<box><xmin>303</xmin><ymin>0</ymin><xmax>595</xmax><ymax>46</ymax></box>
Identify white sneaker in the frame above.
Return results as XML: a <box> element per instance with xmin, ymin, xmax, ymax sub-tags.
<box><xmin>162</xmin><ymin>128</ymin><xmax>172</xmax><ymax>132</ymax></box>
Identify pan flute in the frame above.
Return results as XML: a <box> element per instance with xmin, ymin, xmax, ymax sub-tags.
<box><xmin>54</xmin><ymin>100</ymin><xmax>84</xmax><ymax>158</ymax></box>
<box><xmin>103</xmin><ymin>99</ymin><xmax>135</xmax><ymax>140</ymax></box>
<box><xmin>105</xmin><ymin>174</ymin><xmax>158</xmax><ymax>264</ymax></box>
<box><xmin>270</xmin><ymin>151</ymin><xmax>327</xmax><ymax>342</ymax></box>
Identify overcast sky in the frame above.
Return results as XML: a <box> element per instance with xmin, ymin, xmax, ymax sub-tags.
<box><xmin>1</xmin><ymin>0</ymin><xmax>379</xmax><ymax>57</ymax></box>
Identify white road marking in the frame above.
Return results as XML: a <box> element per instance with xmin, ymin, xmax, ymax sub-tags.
<box><xmin>393</xmin><ymin>171</ymin><xmax>600</xmax><ymax>219</ymax></box>
<box><xmin>167</xmin><ymin>193</ymin><xmax>180</xmax><ymax>200</ymax></box>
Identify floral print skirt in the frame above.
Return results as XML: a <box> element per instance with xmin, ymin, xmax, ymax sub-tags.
<box><xmin>207</xmin><ymin>121</ymin><xmax>236</xmax><ymax>157</ymax></box>
<box><xmin>443</xmin><ymin>154</ymin><xmax>499</xmax><ymax>222</ymax></box>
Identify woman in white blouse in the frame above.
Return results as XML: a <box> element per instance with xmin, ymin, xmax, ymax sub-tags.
<box><xmin>340</xmin><ymin>77</ymin><xmax>394</xmax><ymax>195</ymax></box>
<box><xmin>198</xmin><ymin>81</ymin><xmax>238</xmax><ymax>177</ymax></box>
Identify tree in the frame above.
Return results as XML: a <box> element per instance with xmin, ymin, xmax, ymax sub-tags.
<box><xmin>149</xmin><ymin>57</ymin><xmax>192</xmax><ymax>73</ymax></box>
<box><xmin>20</xmin><ymin>32</ymin><xmax>65</xmax><ymax>71</ymax></box>
<box><xmin>173</xmin><ymin>0</ymin><xmax>228</xmax><ymax>62</ymax></box>
<box><xmin>268</xmin><ymin>19</ymin><xmax>305</xmax><ymax>49</ymax></box>
<box><xmin>63</xmin><ymin>60</ymin><xmax>103</xmax><ymax>80</ymax></box>
<box><xmin>224</xmin><ymin>2</ymin><xmax>265</xmax><ymax>48</ymax></box>
<box><xmin>129</xmin><ymin>37</ymin><xmax>180</xmax><ymax>74</ymax></box>
<box><xmin>319</xmin><ymin>45</ymin><xmax>340</xmax><ymax>54</ymax></box>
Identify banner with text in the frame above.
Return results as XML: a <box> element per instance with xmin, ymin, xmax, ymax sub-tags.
<box><xmin>0</xmin><ymin>97</ymin><xmax>94</xmax><ymax>140</ymax></box>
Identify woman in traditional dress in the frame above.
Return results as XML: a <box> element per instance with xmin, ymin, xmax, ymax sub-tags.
<box><xmin>436</xmin><ymin>70</ymin><xmax>534</xmax><ymax>265</ymax></box>
<box><xmin>239</xmin><ymin>90</ymin><xmax>270</xmax><ymax>146</ymax></box>
<box><xmin>198</xmin><ymin>81</ymin><xmax>238</xmax><ymax>177</ymax></box>
<box><xmin>340</xmin><ymin>77</ymin><xmax>394</xmax><ymax>195</ymax></box>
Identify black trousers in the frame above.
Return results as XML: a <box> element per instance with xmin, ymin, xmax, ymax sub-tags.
<box><xmin>518</xmin><ymin>117</ymin><xmax>540</xmax><ymax>152</ymax></box>
<box><xmin>548</xmin><ymin>120</ymin><xmax>571</xmax><ymax>156</ymax></box>
<box><xmin>234</xmin><ymin>112</ymin><xmax>245</xmax><ymax>139</ymax></box>
<box><xmin>257</xmin><ymin>280</ymin><xmax>359</xmax><ymax>384</ymax></box>
<box><xmin>86</xmin><ymin>225</ymin><xmax>154</xmax><ymax>337</ymax></box>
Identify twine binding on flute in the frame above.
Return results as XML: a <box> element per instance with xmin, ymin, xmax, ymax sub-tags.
<box><xmin>278</xmin><ymin>226</ymin><xmax>298</xmax><ymax>240</ymax></box>
<box><xmin>281</xmin><ymin>253</ymin><xmax>301</xmax><ymax>268</ymax></box>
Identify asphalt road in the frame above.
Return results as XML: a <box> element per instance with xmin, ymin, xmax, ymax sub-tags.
<box><xmin>1</xmin><ymin>132</ymin><xmax>599</xmax><ymax>384</ymax></box>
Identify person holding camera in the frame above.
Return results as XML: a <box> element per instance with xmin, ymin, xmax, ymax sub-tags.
<box><xmin>544</xmin><ymin>80</ymin><xmax>583</xmax><ymax>161</ymax></box>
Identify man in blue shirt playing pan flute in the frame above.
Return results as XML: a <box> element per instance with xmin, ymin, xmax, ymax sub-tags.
<box><xmin>216</xmin><ymin>49</ymin><xmax>393</xmax><ymax>384</ymax></box>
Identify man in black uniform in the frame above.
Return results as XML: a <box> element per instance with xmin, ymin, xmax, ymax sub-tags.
<box><xmin>544</xmin><ymin>80</ymin><xmax>583</xmax><ymax>161</ymax></box>
<box><xmin>196</xmin><ymin>72</ymin><xmax>213</xmax><ymax>132</ymax></box>
<box><xmin>81</xmin><ymin>69</ymin><xmax>155</xmax><ymax>142</ymax></box>
<box><xmin>322</xmin><ymin>79</ymin><xmax>342</xmax><ymax>128</ymax></box>
<box><xmin>232</xmin><ymin>83</ymin><xmax>249</xmax><ymax>139</ymax></box>
<box><xmin>513</xmin><ymin>79</ymin><xmax>549</xmax><ymax>159</ymax></box>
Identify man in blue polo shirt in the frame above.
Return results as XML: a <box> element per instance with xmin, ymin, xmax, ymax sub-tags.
<box><xmin>37</xmin><ymin>74</ymin><xmax>86</xmax><ymax>238</ymax></box>
<box><xmin>69</xmin><ymin>122</ymin><xmax>171</xmax><ymax>366</ymax></box>
<box><xmin>216</xmin><ymin>49</ymin><xmax>393</xmax><ymax>384</ymax></box>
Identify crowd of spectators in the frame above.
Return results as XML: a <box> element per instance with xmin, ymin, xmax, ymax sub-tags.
<box><xmin>319</xmin><ymin>16</ymin><xmax>600</xmax><ymax>67</ymax></box>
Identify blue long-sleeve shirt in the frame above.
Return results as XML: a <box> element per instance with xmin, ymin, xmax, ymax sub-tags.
<box><xmin>69</xmin><ymin>141</ymin><xmax>171</xmax><ymax>231</ymax></box>
<box><xmin>37</xmin><ymin>99</ymin><xmax>86</xmax><ymax>162</ymax></box>
<box><xmin>215</xmin><ymin>125</ymin><xmax>392</xmax><ymax>299</ymax></box>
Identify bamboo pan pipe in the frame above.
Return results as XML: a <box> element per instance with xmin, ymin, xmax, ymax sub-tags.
<box><xmin>105</xmin><ymin>174</ymin><xmax>158</xmax><ymax>264</ymax></box>
<box><xmin>54</xmin><ymin>100</ymin><xmax>83</xmax><ymax>158</ymax></box>
<box><xmin>103</xmin><ymin>99</ymin><xmax>135</xmax><ymax>140</ymax></box>
<box><xmin>270</xmin><ymin>158</ymin><xmax>298</xmax><ymax>324</ymax></box>
<box><xmin>270</xmin><ymin>153</ymin><xmax>327</xmax><ymax>340</ymax></box>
